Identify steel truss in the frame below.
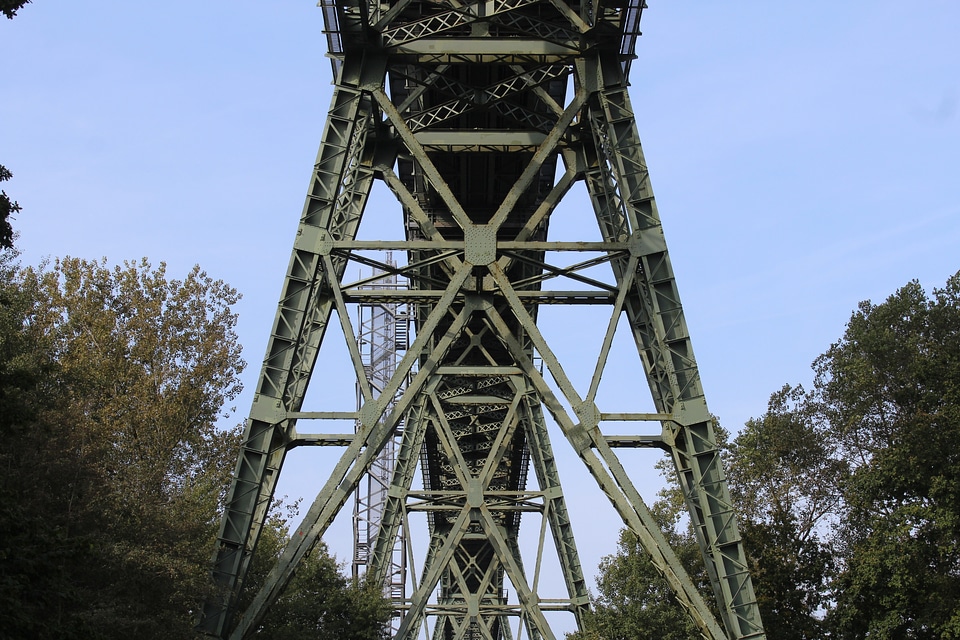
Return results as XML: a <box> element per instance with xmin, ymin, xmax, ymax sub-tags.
<box><xmin>201</xmin><ymin>0</ymin><xmax>765</xmax><ymax>638</ymax></box>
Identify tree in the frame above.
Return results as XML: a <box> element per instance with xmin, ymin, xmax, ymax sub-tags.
<box><xmin>0</xmin><ymin>165</ymin><xmax>20</xmax><ymax>250</ymax></box>
<box><xmin>814</xmin><ymin>273</ymin><xmax>960</xmax><ymax>639</ymax></box>
<box><xmin>1</xmin><ymin>0</ymin><xmax>30</xmax><ymax>20</ymax></box>
<box><xmin>242</xmin><ymin>508</ymin><xmax>392</xmax><ymax>640</ymax></box>
<box><xmin>0</xmin><ymin>256</ymin><xmax>392</xmax><ymax>638</ymax></box>
<box><xmin>726</xmin><ymin>385</ymin><xmax>842</xmax><ymax>640</ymax></box>
<box><xmin>2</xmin><ymin>1</ymin><xmax>30</xmax><ymax>246</ymax></box>
<box><xmin>0</xmin><ymin>249</ymin><xmax>74</xmax><ymax>638</ymax></box>
<box><xmin>567</xmin><ymin>465</ymin><xmax>715</xmax><ymax>640</ymax></box>
<box><xmin>262</xmin><ymin>555</ymin><xmax>391</xmax><ymax>640</ymax></box>
<box><xmin>0</xmin><ymin>257</ymin><xmax>245</xmax><ymax>638</ymax></box>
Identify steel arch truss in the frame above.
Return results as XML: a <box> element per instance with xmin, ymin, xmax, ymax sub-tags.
<box><xmin>202</xmin><ymin>1</ymin><xmax>765</xmax><ymax>639</ymax></box>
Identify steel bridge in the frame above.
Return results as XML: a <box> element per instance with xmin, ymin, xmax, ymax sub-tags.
<box><xmin>200</xmin><ymin>0</ymin><xmax>765</xmax><ymax>638</ymax></box>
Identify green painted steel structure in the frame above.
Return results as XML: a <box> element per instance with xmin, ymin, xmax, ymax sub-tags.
<box><xmin>200</xmin><ymin>1</ymin><xmax>766</xmax><ymax>638</ymax></box>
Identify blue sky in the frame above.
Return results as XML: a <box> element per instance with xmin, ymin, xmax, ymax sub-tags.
<box><xmin>3</xmin><ymin>0</ymin><xmax>959</xmax><ymax>618</ymax></box>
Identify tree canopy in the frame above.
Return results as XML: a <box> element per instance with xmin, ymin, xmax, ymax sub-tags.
<box><xmin>819</xmin><ymin>273</ymin><xmax>960</xmax><ymax>638</ymax></box>
<box><xmin>726</xmin><ymin>385</ymin><xmax>838</xmax><ymax>640</ymax></box>
<box><xmin>0</xmin><ymin>165</ymin><xmax>20</xmax><ymax>250</ymax></box>
<box><xmin>0</xmin><ymin>256</ymin><xmax>245</xmax><ymax>638</ymax></box>
<box><xmin>573</xmin><ymin>270</ymin><xmax>960</xmax><ymax>640</ymax></box>
<box><xmin>0</xmin><ymin>256</ymin><xmax>390</xmax><ymax>639</ymax></box>
<box><xmin>1</xmin><ymin>0</ymin><xmax>30</xmax><ymax>20</ymax></box>
<box><xmin>567</xmin><ymin>506</ymin><xmax>702</xmax><ymax>640</ymax></box>
<box><xmin>2</xmin><ymin>0</ymin><xmax>29</xmax><ymax>246</ymax></box>
<box><xmin>243</xmin><ymin>511</ymin><xmax>392</xmax><ymax>640</ymax></box>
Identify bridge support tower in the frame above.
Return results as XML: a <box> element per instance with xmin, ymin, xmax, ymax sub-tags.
<box><xmin>201</xmin><ymin>1</ymin><xmax>766</xmax><ymax>639</ymax></box>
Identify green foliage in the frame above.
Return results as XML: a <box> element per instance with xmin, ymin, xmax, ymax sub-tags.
<box><xmin>0</xmin><ymin>255</ymin><xmax>391</xmax><ymax>639</ymax></box>
<box><xmin>574</xmin><ymin>272</ymin><xmax>960</xmax><ymax>639</ymax></box>
<box><xmin>1</xmin><ymin>0</ymin><xmax>30</xmax><ymax>20</ymax></box>
<box><xmin>727</xmin><ymin>385</ymin><xmax>839</xmax><ymax>640</ymax></box>
<box><xmin>235</xmin><ymin>504</ymin><xmax>391</xmax><ymax>640</ymax></box>
<box><xmin>258</xmin><ymin>549</ymin><xmax>392</xmax><ymax>640</ymax></box>
<box><xmin>567</xmin><ymin>500</ymin><xmax>703</xmax><ymax>640</ymax></box>
<box><xmin>816</xmin><ymin>273</ymin><xmax>960</xmax><ymax>639</ymax></box>
<box><xmin>730</xmin><ymin>385</ymin><xmax>844</xmax><ymax>532</ymax></box>
<box><xmin>0</xmin><ymin>257</ymin><xmax>245</xmax><ymax>638</ymax></box>
<box><xmin>0</xmin><ymin>165</ymin><xmax>21</xmax><ymax>250</ymax></box>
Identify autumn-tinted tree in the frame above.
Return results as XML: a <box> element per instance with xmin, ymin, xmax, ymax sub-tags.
<box><xmin>816</xmin><ymin>273</ymin><xmax>960</xmax><ymax>638</ymax></box>
<box><xmin>1</xmin><ymin>256</ymin><xmax>391</xmax><ymax>638</ymax></box>
<box><xmin>0</xmin><ymin>257</ymin><xmax>245</xmax><ymax>638</ymax></box>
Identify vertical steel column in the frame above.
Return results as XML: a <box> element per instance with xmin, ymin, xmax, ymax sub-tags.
<box><xmin>577</xmin><ymin>50</ymin><xmax>764</xmax><ymax>640</ymax></box>
<box><xmin>199</xmin><ymin>54</ymin><xmax>381</xmax><ymax>636</ymax></box>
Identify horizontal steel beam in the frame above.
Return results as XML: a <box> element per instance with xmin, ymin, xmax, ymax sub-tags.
<box><xmin>342</xmin><ymin>289</ymin><xmax>617</xmax><ymax>303</ymax></box>
<box><xmin>413</xmin><ymin>130</ymin><xmax>548</xmax><ymax>151</ymax></box>
<box><xmin>325</xmin><ymin>240</ymin><xmax>629</xmax><ymax>251</ymax></box>
<box><xmin>391</xmin><ymin>38</ymin><xmax>577</xmax><ymax>57</ymax></box>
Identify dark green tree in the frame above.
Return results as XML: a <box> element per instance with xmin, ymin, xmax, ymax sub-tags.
<box><xmin>1</xmin><ymin>0</ymin><xmax>30</xmax><ymax>20</ymax></box>
<box><xmin>2</xmin><ymin>3</ymin><xmax>30</xmax><ymax>247</ymax></box>
<box><xmin>727</xmin><ymin>384</ymin><xmax>842</xmax><ymax>640</ymax></box>
<box><xmin>815</xmin><ymin>272</ymin><xmax>960</xmax><ymax>639</ymax></box>
<box><xmin>0</xmin><ymin>165</ymin><xmax>20</xmax><ymax>250</ymax></box>
<box><xmin>263</xmin><ymin>557</ymin><xmax>391</xmax><ymax>640</ymax></box>
<box><xmin>566</xmin><ymin>466</ymin><xmax>714</xmax><ymax>640</ymax></box>
<box><xmin>245</xmin><ymin>512</ymin><xmax>392</xmax><ymax>640</ymax></box>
